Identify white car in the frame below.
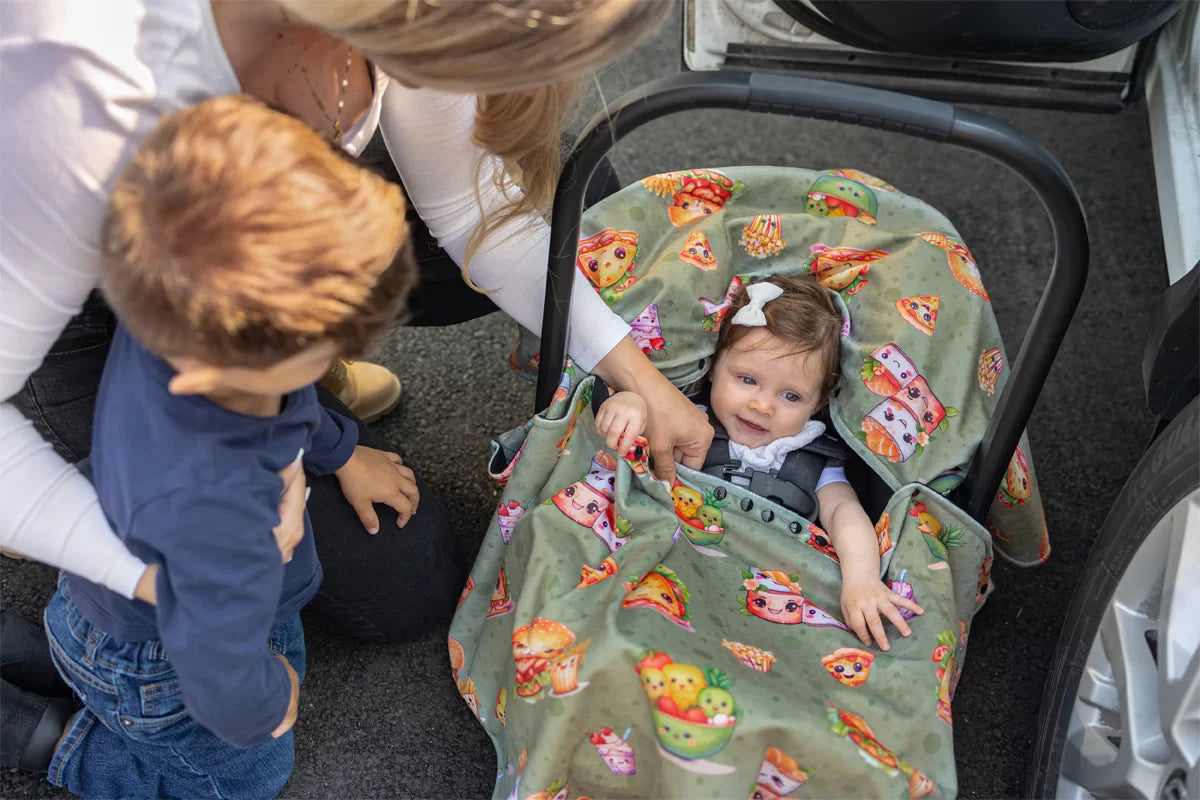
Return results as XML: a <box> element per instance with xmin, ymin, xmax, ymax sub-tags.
<box><xmin>1031</xmin><ymin>7</ymin><xmax>1198</xmax><ymax>796</ymax></box>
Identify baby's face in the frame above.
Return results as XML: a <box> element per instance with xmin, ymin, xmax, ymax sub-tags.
<box><xmin>710</xmin><ymin>330</ymin><xmax>826</xmax><ymax>449</ymax></box>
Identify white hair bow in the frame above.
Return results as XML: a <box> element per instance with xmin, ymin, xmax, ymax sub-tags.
<box><xmin>730</xmin><ymin>282</ymin><xmax>784</xmax><ymax>327</ymax></box>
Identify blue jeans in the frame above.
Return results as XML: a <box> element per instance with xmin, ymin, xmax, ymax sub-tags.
<box><xmin>43</xmin><ymin>581</ymin><xmax>305</xmax><ymax>799</ymax></box>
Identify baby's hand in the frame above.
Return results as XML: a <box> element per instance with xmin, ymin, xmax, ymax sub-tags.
<box><xmin>595</xmin><ymin>391</ymin><xmax>648</xmax><ymax>455</ymax></box>
<box><xmin>840</xmin><ymin>575</ymin><xmax>923</xmax><ymax>651</ymax></box>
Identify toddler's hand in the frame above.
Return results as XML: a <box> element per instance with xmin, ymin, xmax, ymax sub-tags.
<box><xmin>274</xmin><ymin>452</ymin><xmax>308</xmax><ymax>564</ymax></box>
<box><xmin>270</xmin><ymin>654</ymin><xmax>300</xmax><ymax>739</ymax></box>
<box><xmin>334</xmin><ymin>446</ymin><xmax>420</xmax><ymax>533</ymax></box>
<box><xmin>595</xmin><ymin>391</ymin><xmax>648</xmax><ymax>455</ymax></box>
<box><xmin>840</xmin><ymin>575</ymin><xmax>923</xmax><ymax>651</ymax></box>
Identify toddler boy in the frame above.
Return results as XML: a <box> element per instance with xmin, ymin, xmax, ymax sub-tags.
<box><xmin>43</xmin><ymin>95</ymin><xmax>417</xmax><ymax>799</ymax></box>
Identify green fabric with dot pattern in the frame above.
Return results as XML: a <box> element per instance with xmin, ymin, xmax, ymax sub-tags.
<box><xmin>450</xmin><ymin>371</ymin><xmax>992</xmax><ymax>799</ymax></box>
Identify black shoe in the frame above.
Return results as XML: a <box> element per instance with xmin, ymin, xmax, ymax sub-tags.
<box><xmin>0</xmin><ymin>679</ymin><xmax>73</xmax><ymax>772</ymax></box>
<box><xmin>1</xmin><ymin>610</ymin><xmax>69</xmax><ymax>697</ymax></box>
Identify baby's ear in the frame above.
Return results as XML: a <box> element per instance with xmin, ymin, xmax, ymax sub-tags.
<box><xmin>167</xmin><ymin>362</ymin><xmax>224</xmax><ymax>395</ymax></box>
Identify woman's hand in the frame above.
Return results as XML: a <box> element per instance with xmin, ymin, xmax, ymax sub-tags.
<box><xmin>641</xmin><ymin>383</ymin><xmax>713</xmax><ymax>483</ymax></box>
<box><xmin>334</xmin><ymin>446</ymin><xmax>420</xmax><ymax>533</ymax></box>
<box><xmin>593</xmin><ymin>338</ymin><xmax>713</xmax><ymax>484</ymax></box>
<box><xmin>131</xmin><ymin>455</ymin><xmax>309</xmax><ymax>606</ymax></box>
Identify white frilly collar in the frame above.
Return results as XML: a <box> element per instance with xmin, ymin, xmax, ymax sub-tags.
<box><xmin>727</xmin><ymin>420</ymin><xmax>826</xmax><ymax>472</ymax></box>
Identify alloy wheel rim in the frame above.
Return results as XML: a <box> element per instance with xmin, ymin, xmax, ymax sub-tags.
<box><xmin>1057</xmin><ymin>488</ymin><xmax>1200</xmax><ymax>799</ymax></box>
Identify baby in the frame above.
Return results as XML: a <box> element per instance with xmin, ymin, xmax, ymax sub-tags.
<box><xmin>596</xmin><ymin>274</ymin><xmax>922</xmax><ymax>650</ymax></box>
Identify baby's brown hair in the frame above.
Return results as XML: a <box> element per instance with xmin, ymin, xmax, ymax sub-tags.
<box><xmin>101</xmin><ymin>95</ymin><xmax>414</xmax><ymax>368</ymax></box>
<box><xmin>716</xmin><ymin>274</ymin><xmax>843</xmax><ymax>404</ymax></box>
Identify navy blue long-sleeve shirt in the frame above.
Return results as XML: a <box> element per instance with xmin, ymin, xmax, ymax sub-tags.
<box><xmin>66</xmin><ymin>326</ymin><xmax>357</xmax><ymax>748</ymax></box>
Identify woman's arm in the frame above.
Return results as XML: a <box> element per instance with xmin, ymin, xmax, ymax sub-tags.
<box><xmin>0</xmin><ymin>13</ymin><xmax>153</xmax><ymax>599</ymax></box>
<box><xmin>379</xmin><ymin>84</ymin><xmax>631</xmax><ymax>372</ymax></box>
<box><xmin>0</xmin><ymin>408</ymin><xmax>148</xmax><ymax>599</ymax></box>
<box><xmin>379</xmin><ymin>85</ymin><xmax>714</xmax><ymax>479</ymax></box>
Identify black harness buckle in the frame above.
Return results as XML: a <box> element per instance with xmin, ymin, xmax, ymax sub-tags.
<box><xmin>721</xmin><ymin>463</ymin><xmax>815</xmax><ymax>518</ymax></box>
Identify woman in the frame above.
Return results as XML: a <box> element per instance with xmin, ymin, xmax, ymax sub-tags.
<box><xmin>0</xmin><ymin>0</ymin><xmax>710</xmax><ymax>768</ymax></box>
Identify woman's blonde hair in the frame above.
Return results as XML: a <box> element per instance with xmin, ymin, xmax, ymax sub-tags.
<box><xmin>281</xmin><ymin>0</ymin><xmax>671</xmax><ymax>274</ymax></box>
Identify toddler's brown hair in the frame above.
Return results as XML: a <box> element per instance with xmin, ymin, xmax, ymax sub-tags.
<box><xmin>716</xmin><ymin>274</ymin><xmax>843</xmax><ymax>404</ymax></box>
<box><xmin>101</xmin><ymin>94</ymin><xmax>414</xmax><ymax>368</ymax></box>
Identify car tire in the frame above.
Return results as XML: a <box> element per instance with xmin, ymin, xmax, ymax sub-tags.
<box><xmin>1027</xmin><ymin>396</ymin><xmax>1199</xmax><ymax>799</ymax></box>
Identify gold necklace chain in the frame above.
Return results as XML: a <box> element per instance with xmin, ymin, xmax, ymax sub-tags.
<box><xmin>286</xmin><ymin>29</ymin><xmax>353</xmax><ymax>145</ymax></box>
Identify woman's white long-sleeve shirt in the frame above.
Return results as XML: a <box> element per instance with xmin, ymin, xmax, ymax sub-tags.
<box><xmin>0</xmin><ymin>0</ymin><xmax>629</xmax><ymax>597</ymax></box>
<box><xmin>379</xmin><ymin>86</ymin><xmax>630</xmax><ymax>370</ymax></box>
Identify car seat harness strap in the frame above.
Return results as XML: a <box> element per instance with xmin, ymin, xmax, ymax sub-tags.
<box><xmin>701</xmin><ymin>411</ymin><xmax>850</xmax><ymax>521</ymax></box>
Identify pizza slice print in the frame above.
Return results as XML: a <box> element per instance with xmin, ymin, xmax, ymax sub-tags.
<box><xmin>678</xmin><ymin>230</ymin><xmax>718</xmax><ymax>271</ymax></box>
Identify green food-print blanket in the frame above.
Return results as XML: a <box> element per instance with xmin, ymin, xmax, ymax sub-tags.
<box><xmin>450</xmin><ymin>369</ymin><xmax>993</xmax><ymax>799</ymax></box>
<box><xmin>510</xmin><ymin>166</ymin><xmax>1049</xmax><ymax>565</ymax></box>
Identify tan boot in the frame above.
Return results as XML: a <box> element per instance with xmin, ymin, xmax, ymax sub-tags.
<box><xmin>319</xmin><ymin>359</ymin><xmax>402</xmax><ymax>423</ymax></box>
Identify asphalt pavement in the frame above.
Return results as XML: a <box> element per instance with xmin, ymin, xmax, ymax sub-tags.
<box><xmin>0</xmin><ymin>4</ymin><xmax>1165</xmax><ymax>798</ymax></box>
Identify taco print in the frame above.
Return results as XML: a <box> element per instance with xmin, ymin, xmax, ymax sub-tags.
<box><xmin>808</xmin><ymin>244</ymin><xmax>889</xmax><ymax>295</ymax></box>
<box><xmin>996</xmin><ymin>446</ymin><xmax>1031</xmax><ymax>507</ymax></box>
<box><xmin>622</xmin><ymin>564</ymin><xmax>694</xmax><ymax>631</ymax></box>
<box><xmin>918</xmin><ymin>232</ymin><xmax>990</xmax><ymax>301</ymax></box>
<box><xmin>805</xmin><ymin>175</ymin><xmax>879</xmax><ymax>224</ymax></box>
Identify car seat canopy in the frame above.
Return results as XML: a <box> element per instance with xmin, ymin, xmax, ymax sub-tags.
<box><xmin>511</xmin><ymin>165</ymin><xmax>1049</xmax><ymax>564</ymax></box>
